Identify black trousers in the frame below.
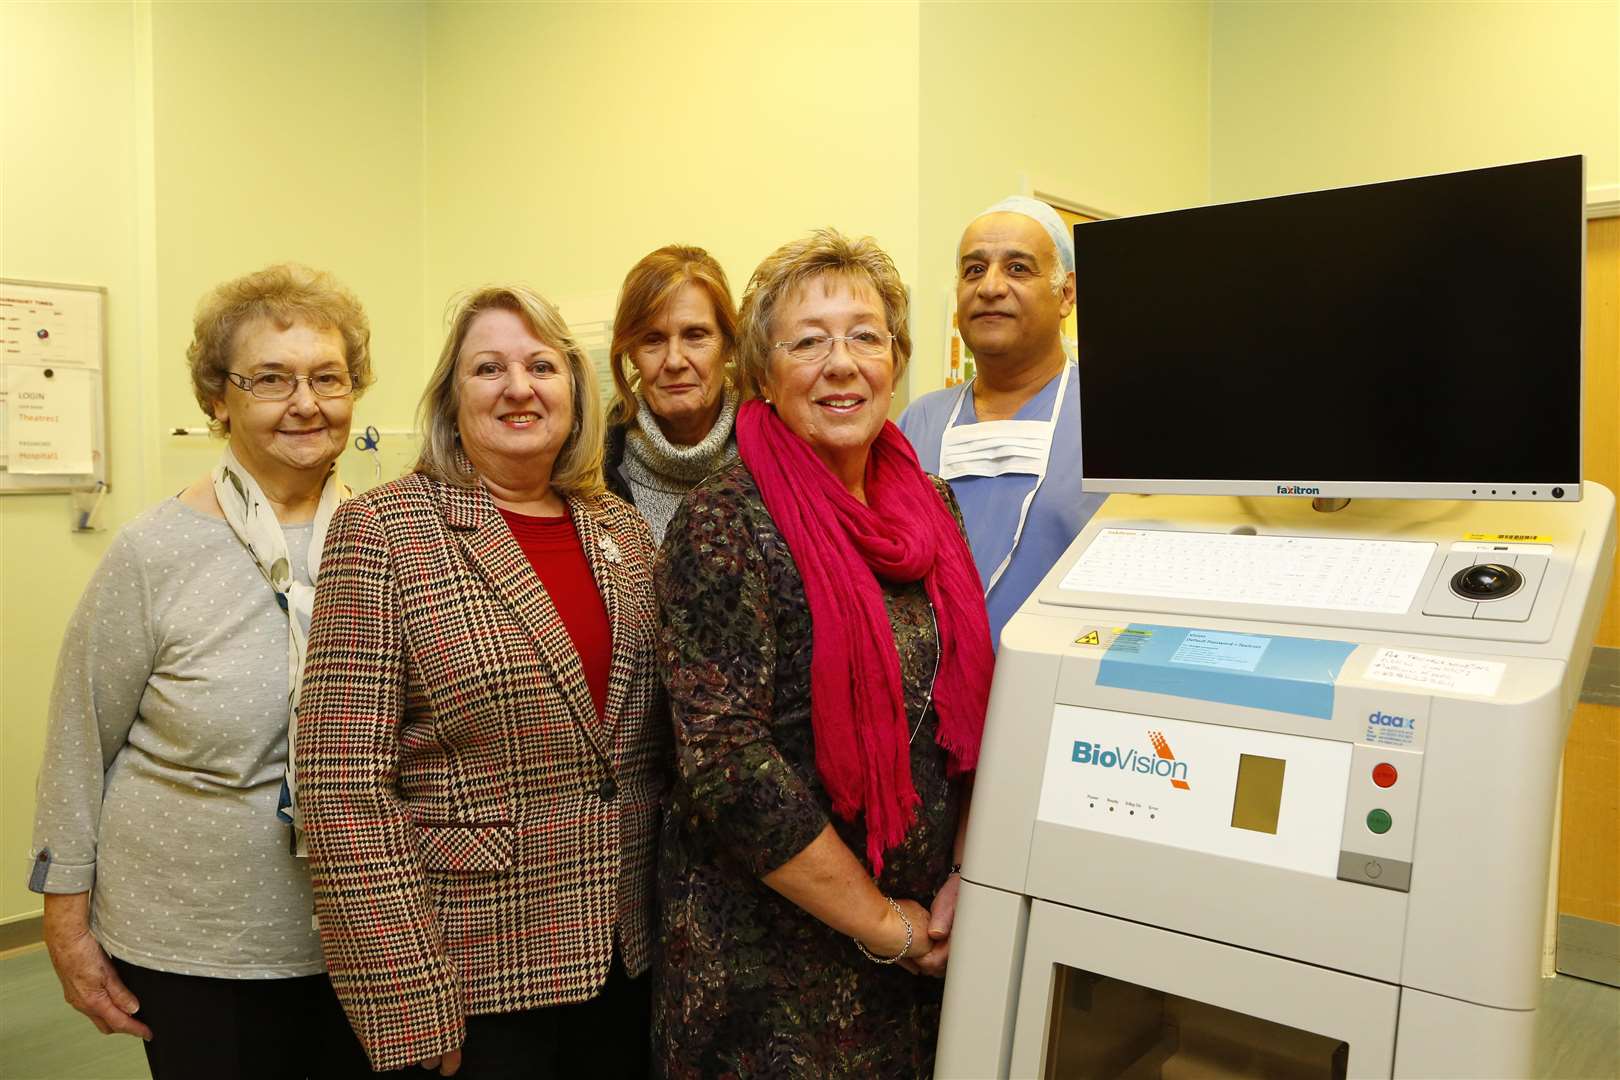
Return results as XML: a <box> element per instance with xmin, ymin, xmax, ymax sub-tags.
<box><xmin>374</xmin><ymin>950</ymin><xmax>651</xmax><ymax>1080</ymax></box>
<box><xmin>111</xmin><ymin>958</ymin><xmax>373</xmax><ymax>1080</ymax></box>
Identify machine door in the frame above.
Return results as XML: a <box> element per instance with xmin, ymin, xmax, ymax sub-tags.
<box><xmin>1010</xmin><ymin>900</ymin><xmax>1398</xmax><ymax>1079</ymax></box>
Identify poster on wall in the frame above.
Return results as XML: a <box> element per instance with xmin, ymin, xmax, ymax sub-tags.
<box><xmin>944</xmin><ymin>296</ymin><xmax>974</xmax><ymax>389</ymax></box>
<box><xmin>5</xmin><ymin>365</ymin><xmax>95</xmax><ymax>473</ymax></box>
<box><xmin>0</xmin><ymin>279</ymin><xmax>108</xmax><ymax>493</ymax></box>
<box><xmin>553</xmin><ymin>290</ymin><xmax>618</xmax><ymax>407</ymax></box>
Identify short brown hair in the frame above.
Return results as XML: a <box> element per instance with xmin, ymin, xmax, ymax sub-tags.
<box><xmin>607</xmin><ymin>245</ymin><xmax>738</xmax><ymax>426</ymax></box>
<box><xmin>735</xmin><ymin>228</ymin><xmax>911</xmax><ymax>400</ymax></box>
<box><xmin>187</xmin><ymin>263</ymin><xmax>373</xmax><ymax>435</ymax></box>
<box><xmin>415</xmin><ymin>285</ymin><xmax>605</xmax><ymax>498</ymax></box>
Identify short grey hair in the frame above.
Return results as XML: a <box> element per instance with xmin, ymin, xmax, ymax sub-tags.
<box><xmin>188</xmin><ymin>263</ymin><xmax>373</xmax><ymax>436</ymax></box>
<box><xmin>735</xmin><ymin>227</ymin><xmax>911</xmax><ymax>401</ymax></box>
<box><xmin>414</xmin><ymin>285</ymin><xmax>605</xmax><ymax>497</ymax></box>
<box><xmin>1049</xmin><ymin>262</ymin><xmax>1071</xmax><ymax>297</ymax></box>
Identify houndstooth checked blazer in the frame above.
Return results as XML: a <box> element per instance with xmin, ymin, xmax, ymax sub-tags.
<box><xmin>296</xmin><ymin>471</ymin><xmax>668</xmax><ymax>1072</ymax></box>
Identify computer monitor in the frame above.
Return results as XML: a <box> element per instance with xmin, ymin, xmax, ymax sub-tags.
<box><xmin>1074</xmin><ymin>155</ymin><xmax>1585</xmax><ymax>502</ymax></box>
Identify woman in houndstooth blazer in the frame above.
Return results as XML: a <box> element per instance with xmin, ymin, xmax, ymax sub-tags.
<box><xmin>297</xmin><ymin>285</ymin><xmax>668</xmax><ymax>1077</ymax></box>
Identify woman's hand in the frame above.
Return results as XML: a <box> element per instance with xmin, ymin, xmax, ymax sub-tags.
<box><xmin>417</xmin><ymin>1048</ymin><xmax>462</xmax><ymax>1075</ymax></box>
<box><xmin>41</xmin><ymin>892</ymin><xmax>152</xmax><ymax>1039</ymax></box>
<box><xmin>910</xmin><ymin>871</ymin><xmax>960</xmax><ymax>978</ymax></box>
<box><xmin>760</xmin><ymin>826</ymin><xmax>939</xmax><ymax>972</ymax></box>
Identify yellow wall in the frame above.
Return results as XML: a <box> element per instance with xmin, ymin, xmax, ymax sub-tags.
<box><xmin>0</xmin><ymin>1</ymin><xmax>427</xmax><ymax>925</ymax></box>
<box><xmin>1</xmin><ymin>0</ymin><xmax>153</xmax><ymax>927</ymax></box>
<box><xmin>421</xmin><ymin>1</ymin><xmax>921</xmax><ymax>363</ymax></box>
<box><xmin>150</xmin><ymin>1</ymin><xmax>427</xmax><ymax>495</ymax></box>
<box><xmin>913</xmin><ymin>0</ymin><xmax>1213</xmax><ymax>396</ymax></box>
<box><xmin>1210</xmin><ymin>0</ymin><xmax>1620</xmax><ymax>202</ymax></box>
<box><xmin>423</xmin><ymin>0</ymin><xmax>1212</xmax><ymax>402</ymax></box>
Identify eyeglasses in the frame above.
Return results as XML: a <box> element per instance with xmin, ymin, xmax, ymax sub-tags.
<box><xmin>225</xmin><ymin>370</ymin><xmax>354</xmax><ymax>400</ymax></box>
<box><xmin>771</xmin><ymin>331</ymin><xmax>894</xmax><ymax>364</ymax></box>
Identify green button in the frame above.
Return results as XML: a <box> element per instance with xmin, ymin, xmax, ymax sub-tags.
<box><xmin>1366</xmin><ymin>809</ymin><xmax>1393</xmax><ymax>834</ymax></box>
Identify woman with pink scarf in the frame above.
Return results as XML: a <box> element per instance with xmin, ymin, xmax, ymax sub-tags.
<box><xmin>652</xmin><ymin>228</ymin><xmax>994</xmax><ymax>1078</ymax></box>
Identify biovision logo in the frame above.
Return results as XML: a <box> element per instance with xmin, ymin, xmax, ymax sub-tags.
<box><xmin>1275</xmin><ymin>483</ymin><xmax>1322</xmax><ymax>495</ymax></box>
<box><xmin>1071</xmin><ymin>730</ymin><xmax>1192</xmax><ymax>791</ymax></box>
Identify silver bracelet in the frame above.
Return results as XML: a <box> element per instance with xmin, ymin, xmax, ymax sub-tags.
<box><xmin>854</xmin><ymin>896</ymin><xmax>913</xmax><ymax>964</ymax></box>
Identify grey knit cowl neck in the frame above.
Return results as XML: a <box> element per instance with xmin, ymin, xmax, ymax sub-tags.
<box><xmin>620</xmin><ymin>388</ymin><xmax>739</xmax><ymax>544</ymax></box>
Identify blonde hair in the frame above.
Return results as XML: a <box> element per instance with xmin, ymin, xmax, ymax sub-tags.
<box><xmin>607</xmin><ymin>245</ymin><xmax>738</xmax><ymax>426</ymax></box>
<box><xmin>187</xmin><ymin>263</ymin><xmax>373</xmax><ymax>435</ymax></box>
<box><xmin>414</xmin><ymin>285</ymin><xmax>605</xmax><ymax>498</ymax></box>
<box><xmin>735</xmin><ymin>228</ymin><xmax>912</xmax><ymax>400</ymax></box>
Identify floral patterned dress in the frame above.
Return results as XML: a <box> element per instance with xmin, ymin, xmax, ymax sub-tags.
<box><xmin>653</xmin><ymin>461</ymin><xmax>966</xmax><ymax>1079</ymax></box>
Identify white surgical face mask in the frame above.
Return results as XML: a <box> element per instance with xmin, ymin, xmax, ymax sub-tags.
<box><xmin>936</xmin><ymin>363</ymin><xmax>1071</xmax><ymax>595</ymax></box>
<box><xmin>939</xmin><ymin>419</ymin><xmax>1052</xmax><ymax>479</ymax></box>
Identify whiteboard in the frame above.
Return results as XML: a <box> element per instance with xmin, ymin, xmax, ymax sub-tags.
<box><xmin>0</xmin><ymin>279</ymin><xmax>109</xmax><ymax>494</ymax></box>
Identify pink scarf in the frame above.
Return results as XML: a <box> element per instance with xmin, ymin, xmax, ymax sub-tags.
<box><xmin>736</xmin><ymin>400</ymin><xmax>993</xmax><ymax>874</ymax></box>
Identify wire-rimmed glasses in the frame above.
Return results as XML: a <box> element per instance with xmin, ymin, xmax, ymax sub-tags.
<box><xmin>771</xmin><ymin>331</ymin><xmax>894</xmax><ymax>364</ymax></box>
<box><xmin>225</xmin><ymin>370</ymin><xmax>354</xmax><ymax>400</ymax></box>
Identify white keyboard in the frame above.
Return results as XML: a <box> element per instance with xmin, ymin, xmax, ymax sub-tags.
<box><xmin>1059</xmin><ymin>528</ymin><xmax>1436</xmax><ymax>615</ymax></box>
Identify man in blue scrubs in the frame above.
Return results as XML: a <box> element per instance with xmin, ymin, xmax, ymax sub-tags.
<box><xmin>899</xmin><ymin>196</ymin><xmax>1105</xmax><ymax>648</ymax></box>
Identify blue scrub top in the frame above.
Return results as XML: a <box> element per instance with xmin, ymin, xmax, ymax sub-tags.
<box><xmin>898</xmin><ymin>364</ymin><xmax>1105</xmax><ymax>650</ymax></box>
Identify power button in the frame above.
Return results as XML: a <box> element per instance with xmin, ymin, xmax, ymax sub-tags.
<box><xmin>1372</xmin><ymin>763</ymin><xmax>1398</xmax><ymax>788</ymax></box>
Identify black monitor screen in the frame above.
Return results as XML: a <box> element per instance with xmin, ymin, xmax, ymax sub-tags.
<box><xmin>1074</xmin><ymin>156</ymin><xmax>1583</xmax><ymax>499</ymax></box>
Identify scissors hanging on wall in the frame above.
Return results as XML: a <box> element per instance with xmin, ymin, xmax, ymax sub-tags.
<box><xmin>354</xmin><ymin>425</ymin><xmax>382</xmax><ymax>485</ymax></box>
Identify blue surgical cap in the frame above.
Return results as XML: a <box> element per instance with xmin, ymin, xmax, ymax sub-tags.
<box><xmin>978</xmin><ymin>195</ymin><xmax>1074</xmax><ymax>274</ymax></box>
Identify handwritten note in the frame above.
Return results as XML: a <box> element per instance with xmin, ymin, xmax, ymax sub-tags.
<box><xmin>1364</xmin><ymin>648</ymin><xmax>1505</xmax><ymax>698</ymax></box>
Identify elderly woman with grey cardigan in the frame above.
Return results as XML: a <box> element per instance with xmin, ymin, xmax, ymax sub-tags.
<box><xmin>27</xmin><ymin>264</ymin><xmax>374</xmax><ymax>1080</ymax></box>
<box><xmin>602</xmin><ymin>245</ymin><xmax>740</xmax><ymax>543</ymax></box>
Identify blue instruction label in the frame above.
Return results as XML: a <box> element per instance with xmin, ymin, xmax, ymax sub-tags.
<box><xmin>1097</xmin><ymin>624</ymin><xmax>1355</xmax><ymax>720</ymax></box>
<box><xmin>1170</xmin><ymin>630</ymin><xmax>1270</xmax><ymax>672</ymax></box>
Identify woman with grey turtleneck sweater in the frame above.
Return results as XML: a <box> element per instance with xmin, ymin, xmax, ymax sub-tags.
<box><xmin>605</xmin><ymin>245</ymin><xmax>742</xmax><ymax>544</ymax></box>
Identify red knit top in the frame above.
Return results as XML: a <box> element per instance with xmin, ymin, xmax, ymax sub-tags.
<box><xmin>497</xmin><ymin>507</ymin><xmax>611</xmax><ymax>721</ymax></box>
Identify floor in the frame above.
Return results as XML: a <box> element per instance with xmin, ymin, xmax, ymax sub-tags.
<box><xmin>1532</xmin><ymin>973</ymin><xmax>1620</xmax><ymax>1080</ymax></box>
<box><xmin>0</xmin><ymin>943</ymin><xmax>1616</xmax><ymax>1078</ymax></box>
<box><xmin>1</xmin><ymin>947</ymin><xmax>146</xmax><ymax>1080</ymax></box>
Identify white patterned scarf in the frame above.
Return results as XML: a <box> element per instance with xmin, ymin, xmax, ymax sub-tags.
<box><xmin>213</xmin><ymin>443</ymin><xmax>348</xmax><ymax>856</ymax></box>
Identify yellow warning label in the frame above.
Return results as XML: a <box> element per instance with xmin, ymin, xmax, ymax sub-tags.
<box><xmin>1073</xmin><ymin>627</ymin><xmax>1142</xmax><ymax>649</ymax></box>
<box><xmin>1464</xmin><ymin>532</ymin><xmax>1552</xmax><ymax>543</ymax></box>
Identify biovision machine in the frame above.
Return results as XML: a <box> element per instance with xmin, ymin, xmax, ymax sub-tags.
<box><xmin>936</xmin><ymin>157</ymin><xmax>1615</xmax><ymax>1079</ymax></box>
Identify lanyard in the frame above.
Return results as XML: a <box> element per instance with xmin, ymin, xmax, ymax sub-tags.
<box><xmin>942</xmin><ymin>362</ymin><xmax>1071</xmax><ymax>598</ymax></box>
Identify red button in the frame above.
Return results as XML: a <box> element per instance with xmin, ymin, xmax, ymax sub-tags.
<box><xmin>1372</xmin><ymin>763</ymin><xmax>1398</xmax><ymax>788</ymax></box>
